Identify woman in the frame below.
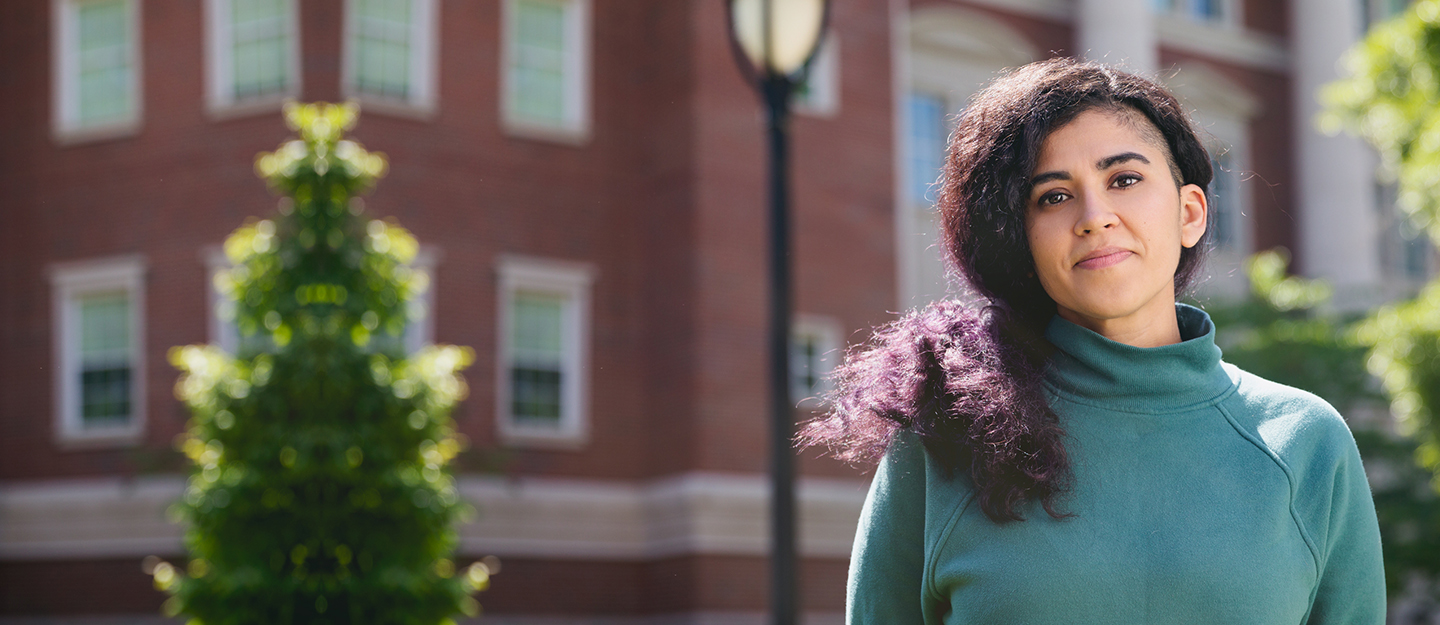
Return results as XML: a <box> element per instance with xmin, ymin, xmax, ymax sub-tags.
<box><xmin>801</xmin><ymin>58</ymin><xmax>1385</xmax><ymax>623</ymax></box>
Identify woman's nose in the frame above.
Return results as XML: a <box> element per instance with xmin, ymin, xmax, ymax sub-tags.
<box><xmin>1074</xmin><ymin>193</ymin><xmax>1119</xmax><ymax>235</ymax></box>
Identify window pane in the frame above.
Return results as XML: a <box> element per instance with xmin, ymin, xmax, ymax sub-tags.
<box><xmin>78</xmin><ymin>2</ymin><xmax>126</xmax><ymax>51</ymax></box>
<box><xmin>512</xmin><ymin>366</ymin><xmax>562</xmax><ymax>422</ymax></box>
<box><xmin>509</xmin><ymin>0</ymin><xmax>568</xmax><ymax>123</ymax></box>
<box><xmin>790</xmin><ymin>333</ymin><xmax>820</xmax><ymax>401</ymax></box>
<box><xmin>76</xmin><ymin>0</ymin><xmax>133</xmax><ymax>125</ymax></box>
<box><xmin>354</xmin><ymin>0</ymin><xmax>412</xmax><ymax>98</ymax></box>
<box><xmin>1209</xmin><ymin>155</ymin><xmax>1235</xmax><ymax>251</ymax></box>
<box><xmin>513</xmin><ymin>291</ymin><xmax>564</xmax><ymax>356</ymax></box>
<box><xmin>906</xmin><ymin>92</ymin><xmax>946</xmax><ymax>206</ymax></box>
<box><xmin>511</xmin><ymin>291</ymin><xmax>565</xmax><ymax>423</ymax></box>
<box><xmin>81</xmin><ymin>293</ymin><xmax>130</xmax><ymax>356</ymax></box>
<box><xmin>1192</xmin><ymin>0</ymin><xmax>1222</xmax><ymax>19</ymax></box>
<box><xmin>81</xmin><ymin>365</ymin><xmax>131</xmax><ymax>422</ymax></box>
<box><xmin>232</xmin><ymin>0</ymin><xmax>291</xmax><ymax>99</ymax></box>
<box><xmin>79</xmin><ymin>292</ymin><xmax>131</xmax><ymax>424</ymax></box>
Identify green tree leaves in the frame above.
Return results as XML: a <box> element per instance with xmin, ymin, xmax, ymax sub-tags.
<box><xmin>160</xmin><ymin>102</ymin><xmax>488</xmax><ymax>625</ymax></box>
<box><xmin>1321</xmin><ymin>0</ymin><xmax>1440</xmax><ymax>244</ymax></box>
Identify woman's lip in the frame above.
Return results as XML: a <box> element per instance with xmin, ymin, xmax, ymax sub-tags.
<box><xmin>1074</xmin><ymin>249</ymin><xmax>1133</xmax><ymax>270</ymax></box>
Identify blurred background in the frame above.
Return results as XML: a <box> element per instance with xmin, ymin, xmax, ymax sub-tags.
<box><xmin>2</xmin><ymin>0</ymin><xmax>1438</xmax><ymax>623</ymax></box>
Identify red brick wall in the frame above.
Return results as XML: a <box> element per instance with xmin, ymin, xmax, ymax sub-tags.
<box><xmin>0</xmin><ymin>558</ymin><xmax>168</xmax><ymax>615</ymax></box>
<box><xmin>0</xmin><ymin>0</ymin><xmax>894</xmax><ymax>616</ymax></box>
<box><xmin>0</xmin><ymin>0</ymin><xmax>897</xmax><ymax>483</ymax></box>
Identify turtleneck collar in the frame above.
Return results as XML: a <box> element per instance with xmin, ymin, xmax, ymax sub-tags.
<box><xmin>1041</xmin><ymin>303</ymin><xmax>1235</xmax><ymax>414</ymax></box>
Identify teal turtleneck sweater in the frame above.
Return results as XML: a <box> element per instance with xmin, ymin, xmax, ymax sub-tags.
<box><xmin>848</xmin><ymin>304</ymin><xmax>1385</xmax><ymax>624</ymax></box>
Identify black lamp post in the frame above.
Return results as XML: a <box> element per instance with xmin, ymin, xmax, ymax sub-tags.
<box><xmin>723</xmin><ymin>2</ymin><xmax>830</xmax><ymax>624</ymax></box>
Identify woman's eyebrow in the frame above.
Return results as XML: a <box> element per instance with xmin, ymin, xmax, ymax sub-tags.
<box><xmin>1096</xmin><ymin>151</ymin><xmax>1150</xmax><ymax>170</ymax></box>
<box><xmin>1030</xmin><ymin>170</ymin><xmax>1069</xmax><ymax>186</ymax></box>
<box><xmin>1030</xmin><ymin>151</ymin><xmax>1153</xmax><ymax>186</ymax></box>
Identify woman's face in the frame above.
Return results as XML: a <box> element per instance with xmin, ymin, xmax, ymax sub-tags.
<box><xmin>1024</xmin><ymin>107</ymin><xmax>1207</xmax><ymax>346</ymax></box>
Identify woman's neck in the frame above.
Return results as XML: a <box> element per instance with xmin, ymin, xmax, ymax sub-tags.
<box><xmin>1054</xmin><ymin>292</ymin><xmax>1181</xmax><ymax>348</ymax></box>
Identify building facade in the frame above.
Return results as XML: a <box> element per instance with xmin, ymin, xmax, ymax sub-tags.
<box><xmin>0</xmin><ymin>0</ymin><xmax>1427</xmax><ymax>622</ymax></box>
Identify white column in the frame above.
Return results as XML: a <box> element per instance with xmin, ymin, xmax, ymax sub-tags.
<box><xmin>1077</xmin><ymin>0</ymin><xmax>1156</xmax><ymax>75</ymax></box>
<box><xmin>1292</xmin><ymin>0</ymin><xmax>1381</xmax><ymax>289</ymax></box>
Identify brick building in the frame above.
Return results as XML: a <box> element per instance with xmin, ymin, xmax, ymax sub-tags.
<box><xmin>0</xmin><ymin>0</ymin><xmax>1428</xmax><ymax>623</ymax></box>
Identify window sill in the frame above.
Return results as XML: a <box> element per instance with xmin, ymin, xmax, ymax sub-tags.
<box><xmin>55</xmin><ymin>426</ymin><xmax>145</xmax><ymax>451</ymax></box>
<box><xmin>498</xmin><ymin>423</ymin><xmax>588</xmax><ymax>450</ymax></box>
<box><xmin>348</xmin><ymin>93</ymin><xmax>437</xmax><ymax>122</ymax></box>
<box><xmin>52</xmin><ymin>118</ymin><xmax>142</xmax><ymax>147</ymax></box>
<box><xmin>502</xmin><ymin>116</ymin><xmax>591</xmax><ymax>147</ymax></box>
<box><xmin>207</xmin><ymin>93</ymin><xmax>296</xmax><ymax>122</ymax></box>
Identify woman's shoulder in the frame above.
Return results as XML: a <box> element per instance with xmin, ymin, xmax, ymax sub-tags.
<box><xmin>874</xmin><ymin>429</ymin><xmax>980</xmax><ymax>511</ymax></box>
<box><xmin>1217</xmin><ymin>364</ymin><xmax>1361</xmax><ymax>477</ymax></box>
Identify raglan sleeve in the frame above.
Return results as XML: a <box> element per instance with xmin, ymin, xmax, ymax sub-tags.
<box><xmin>1303</xmin><ymin>414</ymin><xmax>1386</xmax><ymax>625</ymax></box>
<box><xmin>847</xmin><ymin>431</ymin><xmax>931</xmax><ymax>625</ymax></box>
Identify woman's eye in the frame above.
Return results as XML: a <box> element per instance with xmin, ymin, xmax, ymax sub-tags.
<box><xmin>1038</xmin><ymin>191</ymin><xmax>1069</xmax><ymax>206</ymax></box>
<box><xmin>1112</xmin><ymin>173</ymin><xmax>1142</xmax><ymax>188</ymax></box>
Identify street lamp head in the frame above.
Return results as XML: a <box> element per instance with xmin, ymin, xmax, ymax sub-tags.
<box><xmin>727</xmin><ymin>0</ymin><xmax>830</xmax><ymax>82</ymax></box>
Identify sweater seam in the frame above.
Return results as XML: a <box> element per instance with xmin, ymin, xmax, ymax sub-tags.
<box><xmin>1041</xmin><ymin>379</ymin><xmax>1239</xmax><ymax>414</ymax></box>
<box><xmin>1215</xmin><ymin>399</ymin><xmax>1324</xmax><ymax>583</ymax></box>
<box><xmin>925</xmin><ymin>488</ymin><xmax>978</xmax><ymax>604</ymax></box>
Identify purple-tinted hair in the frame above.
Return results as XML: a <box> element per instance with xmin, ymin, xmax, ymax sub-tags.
<box><xmin>799</xmin><ymin>58</ymin><xmax>1213</xmax><ymax>523</ymax></box>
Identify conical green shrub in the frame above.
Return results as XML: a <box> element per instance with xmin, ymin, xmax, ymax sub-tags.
<box><xmin>160</xmin><ymin>102</ymin><xmax>489</xmax><ymax>625</ymax></box>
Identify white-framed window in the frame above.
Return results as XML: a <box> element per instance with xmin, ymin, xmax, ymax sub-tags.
<box><xmin>342</xmin><ymin>0</ymin><xmax>439</xmax><ymax>115</ymax></box>
<box><xmin>791</xmin><ymin>315</ymin><xmax>842</xmax><ymax>407</ymax></box>
<box><xmin>1152</xmin><ymin>0</ymin><xmax>1238</xmax><ymax>25</ymax></box>
<box><xmin>204</xmin><ymin>245</ymin><xmax>437</xmax><ymax>354</ymax></box>
<box><xmin>1375</xmin><ymin>180</ymin><xmax>1433</xmax><ymax>283</ymax></box>
<box><xmin>49</xmin><ymin>256</ymin><xmax>146</xmax><ymax>447</ymax></box>
<box><xmin>501</xmin><ymin>0</ymin><xmax>592</xmax><ymax>143</ymax></box>
<box><xmin>51</xmin><ymin>0</ymin><xmax>143</xmax><ymax>142</ymax></box>
<box><xmin>905</xmin><ymin>90</ymin><xmax>948</xmax><ymax>207</ymax></box>
<box><xmin>1165</xmin><ymin>64</ymin><xmax>1259</xmax><ymax>297</ymax></box>
<box><xmin>793</xmin><ymin>34</ymin><xmax>839</xmax><ymax>117</ymax></box>
<box><xmin>496</xmin><ymin>255</ymin><xmax>594</xmax><ymax>448</ymax></box>
<box><xmin>204</xmin><ymin>0</ymin><xmax>300</xmax><ymax>115</ymax></box>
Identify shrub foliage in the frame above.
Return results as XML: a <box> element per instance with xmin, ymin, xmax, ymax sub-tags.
<box><xmin>1204</xmin><ymin>250</ymin><xmax>1440</xmax><ymax>595</ymax></box>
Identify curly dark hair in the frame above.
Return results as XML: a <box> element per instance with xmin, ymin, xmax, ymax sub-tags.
<box><xmin>799</xmin><ymin>58</ymin><xmax>1214</xmax><ymax>523</ymax></box>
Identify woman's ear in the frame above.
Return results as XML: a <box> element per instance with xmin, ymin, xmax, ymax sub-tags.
<box><xmin>1179</xmin><ymin>183</ymin><xmax>1208</xmax><ymax>249</ymax></box>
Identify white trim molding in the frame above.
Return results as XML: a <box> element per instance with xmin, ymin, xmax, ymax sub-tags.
<box><xmin>51</xmin><ymin>0</ymin><xmax>144</xmax><ymax>144</ymax></box>
<box><xmin>954</xmin><ymin>0</ymin><xmax>1071</xmax><ymax>21</ymax></box>
<box><xmin>1156</xmin><ymin>15</ymin><xmax>1288</xmax><ymax>72</ymax></box>
<box><xmin>48</xmin><ymin>255</ymin><xmax>147</xmax><ymax>449</ymax></box>
<box><xmin>341</xmin><ymin>0</ymin><xmax>439</xmax><ymax>118</ymax></box>
<box><xmin>203</xmin><ymin>0</ymin><xmax>302</xmax><ymax>119</ymax></box>
<box><xmin>0</xmin><ymin>472</ymin><xmax>870</xmax><ymax>562</ymax></box>
<box><xmin>500</xmin><ymin>0</ymin><xmax>593</xmax><ymax>144</ymax></box>
<box><xmin>495</xmin><ymin>255</ymin><xmax>596</xmax><ymax>449</ymax></box>
<box><xmin>0</xmin><ymin>476</ymin><xmax>181</xmax><ymax>559</ymax></box>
